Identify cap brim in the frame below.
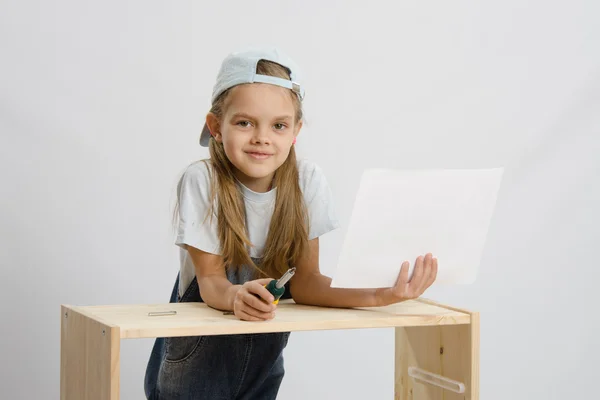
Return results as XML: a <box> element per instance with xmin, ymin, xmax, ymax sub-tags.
<box><xmin>199</xmin><ymin>123</ymin><xmax>211</xmax><ymax>147</ymax></box>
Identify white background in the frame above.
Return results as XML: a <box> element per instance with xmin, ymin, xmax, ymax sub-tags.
<box><xmin>2</xmin><ymin>1</ymin><xmax>599</xmax><ymax>399</ymax></box>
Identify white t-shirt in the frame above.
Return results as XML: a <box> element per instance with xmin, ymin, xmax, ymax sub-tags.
<box><xmin>174</xmin><ymin>158</ymin><xmax>340</xmax><ymax>298</ymax></box>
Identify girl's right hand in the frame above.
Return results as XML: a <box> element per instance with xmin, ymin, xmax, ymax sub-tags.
<box><xmin>232</xmin><ymin>278</ymin><xmax>277</xmax><ymax>321</ymax></box>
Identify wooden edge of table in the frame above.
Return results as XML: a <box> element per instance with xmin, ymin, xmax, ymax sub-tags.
<box><xmin>60</xmin><ymin>298</ymin><xmax>474</xmax><ymax>341</ymax></box>
<box><xmin>62</xmin><ymin>304</ymin><xmax>118</xmax><ymax>328</ymax></box>
<box><xmin>415</xmin><ymin>297</ymin><xmax>478</xmax><ymax>316</ymax></box>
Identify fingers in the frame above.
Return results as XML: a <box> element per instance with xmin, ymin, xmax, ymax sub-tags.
<box><xmin>410</xmin><ymin>255</ymin><xmax>424</xmax><ymax>286</ymax></box>
<box><xmin>407</xmin><ymin>254</ymin><xmax>437</xmax><ymax>299</ymax></box>
<box><xmin>426</xmin><ymin>257</ymin><xmax>438</xmax><ymax>289</ymax></box>
<box><xmin>389</xmin><ymin>253</ymin><xmax>438</xmax><ymax>303</ymax></box>
<box><xmin>233</xmin><ymin>279</ymin><xmax>277</xmax><ymax>321</ymax></box>
<box><xmin>240</xmin><ymin>286</ymin><xmax>276</xmax><ymax>312</ymax></box>
<box><xmin>391</xmin><ymin>261</ymin><xmax>410</xmax><ymax>299</ymax></box>
<box><xmin>397</xmin><ymin>261</ymin><xmax>410</xmax><ymax>285</ymax></box>
<box><xmin>415</xmin><ymin>253</ymin><xmax>438</xmax><ymax>294</ymax></box>
<box><xmin>233</xmin><ymin>293</ymin><xmax>276</xmax><ymax>321</ymax></box>
<box><xmin>245</xmin><ymin>281</ymin><xmax>275</xmax><ymax>304</ymax></box>
<box><xmin>236</xmin><ymin>308</ymin><xmax>274</xmax><ymax>322</ymax></box>
<box><xmin>416</xmin><ymin>253</ymin><xmax>433</xmax><ymax>294</ymax></box>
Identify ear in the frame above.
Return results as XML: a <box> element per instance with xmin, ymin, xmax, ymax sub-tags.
<box><xmin>205</xmin><ymin>112</ymin><xmax>223</xmax><ymax>143</ymax></box>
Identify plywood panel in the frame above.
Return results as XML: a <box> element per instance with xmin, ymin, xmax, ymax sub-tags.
<box><xmin>65</xmin><ymin>299</ymin><xmax>470</xmax><ymax>339</ymax></box>
<box><xmin>60</xmin><ymin>305</ymin><xmax>120</xmax><ymax>400</ymax></box>
<box><xmin>395</xmin><ymin>312</ymin><xmax>479</xmax><ymax>400</ymax></box>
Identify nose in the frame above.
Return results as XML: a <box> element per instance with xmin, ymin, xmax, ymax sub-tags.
<box><xmin>251</xmin><ymin>125</ymin><xmax>271</xmax><ymax>145</ymax></box>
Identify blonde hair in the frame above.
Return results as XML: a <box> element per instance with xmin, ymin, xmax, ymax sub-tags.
<box><xmin>179</xmin><ymin>60</ymin><xmax>308</xmax><ymax>279</ymax></box>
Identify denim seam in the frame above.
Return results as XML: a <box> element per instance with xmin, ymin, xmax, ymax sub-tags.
<box><xmin>234</xmin><ymin>335</ymin><xmax>253</xmax><ymax>399</ymax></box>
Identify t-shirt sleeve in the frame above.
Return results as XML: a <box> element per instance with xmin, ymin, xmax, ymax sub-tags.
<box><xmin>174</xmin><ymin>161</ymin><xmax>221</xmax><ymax>255</ymax></box>
<box><xmin>300</xmin><ymin>160</ymin><xmax>341</xmax><ymax>240</ymax></box>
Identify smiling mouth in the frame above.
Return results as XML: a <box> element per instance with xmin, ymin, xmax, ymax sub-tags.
<box><xmin>246</xmin><ymin>151</ymin><xmax>272</xmax><ymax>160</ymax></box>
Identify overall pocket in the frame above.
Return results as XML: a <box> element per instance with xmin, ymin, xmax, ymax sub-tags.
<box><xmin>164</xmin><ymin>277</ymin><xmax>206</xmax><ymax>363</ymax></box>
<box><xmin>164</xmin><ymin>335</ymin><xmax>207</xmax><ymax>363</ymax></box>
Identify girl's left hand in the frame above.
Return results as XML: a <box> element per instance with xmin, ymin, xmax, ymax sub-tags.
<box><xmin>378</xmin><ymin>253</ymin><xmax>438</xmax><ymax>306</ymax></box>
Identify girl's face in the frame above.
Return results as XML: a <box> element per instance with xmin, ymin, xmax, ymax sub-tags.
<box><xmin>208</xmin><ymin>83</ymin><xmax>302</xmax><ymax>192</ymax></box>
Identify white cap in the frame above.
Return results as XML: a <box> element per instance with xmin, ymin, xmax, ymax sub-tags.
<box><xmin>199</xmin><ymin>47</ymin><xmax>305</xmax><ymax>147</ymax></box>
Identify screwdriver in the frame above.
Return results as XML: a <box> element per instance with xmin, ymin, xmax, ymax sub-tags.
<box><xmin>264</xmin><ymin>267</ymin><xmax>296</xmax><ymax>304</ymax></box>
<box><xmin>222</xmin><ymin>267</ymin><xmax>296</xmax><ymax>316</ymax></box>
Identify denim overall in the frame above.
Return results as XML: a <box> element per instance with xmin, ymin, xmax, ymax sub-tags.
<box><xmin>143</xmin><ymin>261</ymin><xmax>292</xmax><ymax>400</ymax></box>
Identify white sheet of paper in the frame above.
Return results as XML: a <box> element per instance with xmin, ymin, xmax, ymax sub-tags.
<box><xmin>330</xmin><ymin>167</ymin><xmax>504</xmax><ymax>288</ymax></box>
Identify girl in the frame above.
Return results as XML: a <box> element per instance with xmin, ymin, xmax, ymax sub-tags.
<box><xmin>144</xmin><ymin>47</ymin><xmax>437</xmax><ymax>400</ymax></box>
